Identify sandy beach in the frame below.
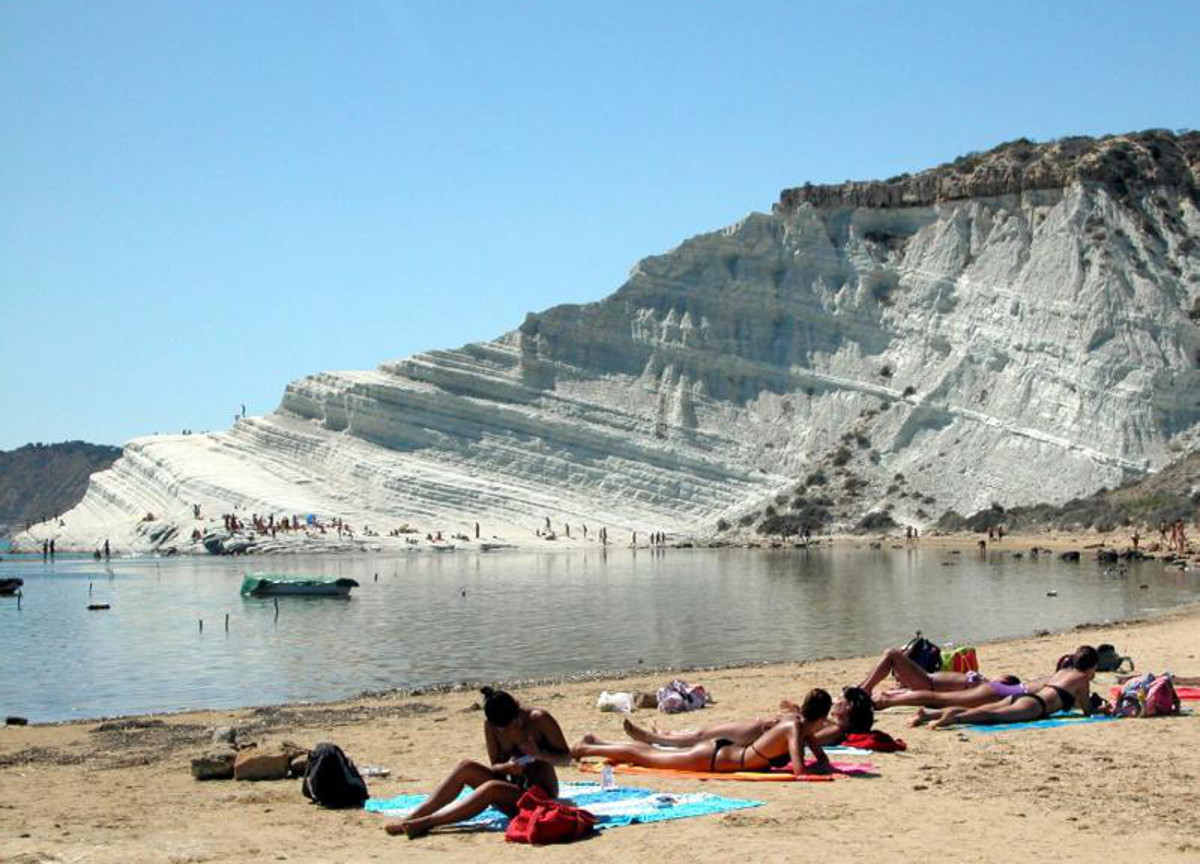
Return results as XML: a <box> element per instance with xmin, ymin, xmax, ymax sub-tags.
<box><xmin>2</xmin><ymin>598</ymin><xmax>1197</xmax><ymax>864</ymax></box>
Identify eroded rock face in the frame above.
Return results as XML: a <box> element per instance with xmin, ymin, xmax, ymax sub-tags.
<box><xmin>779</xmin><ymin>130</ymin><xmax>1200</xmax><ymax>210</ymax></box>
<box><xmin>21</xmin><ymin>132</ymin><xmax>1200</xmax><ymax>551</ymax></box>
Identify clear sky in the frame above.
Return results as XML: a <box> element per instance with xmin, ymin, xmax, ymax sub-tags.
<box><xmin>1</xmin><ymin>1</ymin><xmax>1196</xmax><ymax>449</ymax></box>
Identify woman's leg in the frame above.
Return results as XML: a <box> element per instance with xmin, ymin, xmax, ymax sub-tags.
<box><xmin>926</xmin><ymin>698</ymin><xmax>1043</xmax><ymax>730</ymax></box>
<box><xmin>859</xmin><ymin>647</ymin><xmax>944</xmax><ymax>693</ymax></box>
<box><xmin>573</xmin><ymin>738</ymin><xmax>717</xmax><ymax>771</ymax></box>
<box><xmin>395</xmin><ymin>780</ymin><xmax>524</xmax><ymax>839</ymax></box>
<box><xmin>623</xmin><ymin>716</ymin><xmax>765</xmax><ymax>747</ymax></box>
<box><xmin>385</xmin><ymin>759</ymin><xmax>497</xmax><ymax>831</ymax></box>
<box><xmin>875</xmin><ymin>684</ymin><xmax>996</xmax><ymax>710</ymax></box>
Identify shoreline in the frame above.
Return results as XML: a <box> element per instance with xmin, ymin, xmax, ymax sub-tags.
<box><xmin>15</xmin><ymin>597</ymin><xmax>1200</xmax><ymax>730</ymax></box>
<box><xmin>5</xmin><ymin>524</ymin><xmax>1190</xmax><ymax>560</ymax></box>
<box><xmin>3</xmin><ymin>603</ymin><xmax>1198</xmax><ymax>862</ymax></box>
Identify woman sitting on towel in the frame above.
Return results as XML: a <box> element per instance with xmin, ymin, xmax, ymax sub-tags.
<box><xmin>385</xmin><ymin>687</ymin><xmax>571</xmax><ymax>839</ymax></box>
<box><xmin>621</xmin><ymin>686</ymin><xmax>873</xmax><ymax>750</ymax></box>
<box><xmin>573</xmin><ymin>688</ymin><xmax>833</xmax><ymax>777</ymax></box>
<box><xmin>912</xmin><ymin>645</ymin><xmax>1099</xmax><ymax>729</ymax></box>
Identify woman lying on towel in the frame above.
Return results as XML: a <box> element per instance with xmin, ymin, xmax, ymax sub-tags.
<box><xmin>912</xmin><ymin>645</ymin><xmax>1099</xmax><ymax>729</ymax></box>
<box><xmin>871</xmin><ymin>673</ymin><xmax>1047</xmax><ymax>711</ymax></box>
<box><xmin>621</xmin><ymin>686</ymin><xmax>873</xmax><ymax>750</ymax></box>
<box><xmin>857</xmin><ymin>645</ymin><xmax>1012</xmax><ymax>702</ymax></box>
<box><xmin>385</xmin><ymin>687</ymin><xmax>571</xmax><ymax>839</ymax></box>
<box><xmin>573</xmin><ymin>688</ymin><xmax>834</xmax><ymax>777</ymax></box>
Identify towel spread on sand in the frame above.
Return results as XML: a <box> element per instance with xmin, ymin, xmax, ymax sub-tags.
<box><xmin>964</xmin><ymin>712</ymin><xmax>1119</xmax><ymax>733</ymax></box>
<box><xmin>366</xmin><ymin>782</ymin><xmax>761</xmax><ymax>831</ymax></box>
<box><xmin>578</xmin><ymin>759</ymin><xmax>877</xmax><ymax>782</ymax></box>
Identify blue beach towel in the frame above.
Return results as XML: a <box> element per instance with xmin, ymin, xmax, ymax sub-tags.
<box><xmin>366</xmin><ymin>782</ymin><xmax>761</xmax><ymax>831</ymax></box>
<box><xmin>964</xmin><ymin>712</ymin><xmax>1119</xmax><ymax>734</ymax></box>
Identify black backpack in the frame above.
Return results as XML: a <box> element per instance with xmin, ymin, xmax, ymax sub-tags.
<box><xmin>302</xmin><ymin>742</ymin><xmax>369</xmax><ymax>809</ymax></box>
<box><xmin>903</xmin><ymin>631</ymin><xmax>943</xmax><ymax>674</ymax></box>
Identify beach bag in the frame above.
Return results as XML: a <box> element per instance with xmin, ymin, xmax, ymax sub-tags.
<box><xmin>301</xmin><ymin>743</ymin><xmax>369</xmax><ymax>809</ymax></box>
<box><xmin>903</xmin><ymin>632</ymin><xmax>942</xmax><ymax>674</ymax></box>
<box><xmin>1095</xmin><ymin>644</ymin><xmax>1134</xmax><ymax>674</ymax></box>
<box><xmin>657</xmin><ymin>680</ymin><xmax>709</xmax><ymax>713</ymax></box>
<box><xmin>940</xmin><ymin>645</ymin><xmax>979</xmax><ymax>674</ymax></box>
<box><xmin>1143</xmin><ymin>677</ymin><xmax>1181</xmax><ymax>717</ymax></box>
<box><xmin>504</xmin><ymin>786</ymin><xmax>596</xmax><ymax>844</ymax></box>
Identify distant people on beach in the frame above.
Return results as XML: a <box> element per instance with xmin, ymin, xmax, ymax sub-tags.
<box><xmin>384</xmin><ymin>687</ymin><xmax>570</xmax><ymax>839</ymax></box>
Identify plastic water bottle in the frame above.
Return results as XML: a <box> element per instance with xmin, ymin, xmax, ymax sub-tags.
<box><xmin>601</xmin><ymin>763</ymin><xmax>615</xmax><ymax>791</ymax></box>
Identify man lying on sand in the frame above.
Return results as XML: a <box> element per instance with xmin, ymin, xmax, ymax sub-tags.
<box><xmin>385</xmin><ymin>687</ymin><xmax>571</xmax><ymax>839</ymax></box>
<box><xmin>621</xmin><ymin>686</ymin><xmax>874</xmax><ymax>749</ymax></box>
<box><xmin>573</xmin><ymin>688</ymin><xmax>833</xmax><ymax>777</ymax></box>
<box><xmin>912</xmin><ymin>645</ymin><xmax>1099</xmax><ymax>729</ymax></box>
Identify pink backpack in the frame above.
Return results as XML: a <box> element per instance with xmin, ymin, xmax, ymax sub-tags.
<box><xmin>1143</xmin><ymin>677</ymin><xmax>1181</xmax><ymax>717</ymax></box>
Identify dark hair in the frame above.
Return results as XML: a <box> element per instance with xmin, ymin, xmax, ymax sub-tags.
<box><xmin>841</xmin><ymin>686</ymin><xmax>874</xmax><ymax>733</ymax></box>
<box><xmin>800</xmin><ymin>688</ymin><xmax>833</xmax><ymax>722</ymax></box>
<box><xmin>480</xmin><ymin>686</ymin><xmax>520</xmax><ymax>727</ymax></box>
<box><xmin>1072</xmin><ymin>645</ymin><xmax>1098</xmax><ymax>671</ymax></box>
<box><xmin>1055</xmin><ymin>653</ymin><xmax>1075</xmax><ymax>671</ymax></box>
<box><xmin>999</xmin><ymin>675</ymin><xmax>1022</xmax><ymax>686</ymax></box>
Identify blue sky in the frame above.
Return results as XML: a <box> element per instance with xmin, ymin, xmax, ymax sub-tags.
<box><xmin>1</xmin><ymin>1</ymin><xmax>1196</xmax><ymax>449</ymax></box>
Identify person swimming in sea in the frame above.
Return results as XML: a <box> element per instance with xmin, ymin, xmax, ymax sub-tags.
<box><xmin>912</xmin><ymin>645</ymin><xmax>1100</xmax><ymax>729</ymax></box>
<box><xmin>384</xmin><ymin>687</ymin><xmax>571</xmax><ymax>839</ymax></box>
<box><xmin>572</xmin><ymin>688</ymin><xmax>833</xmax><ymax>777</ymax></box>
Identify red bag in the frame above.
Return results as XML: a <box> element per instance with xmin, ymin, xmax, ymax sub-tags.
<box><xmin>504</xmin><ymin>786</ymin><xmax>596</xmax><ymax>845</ymax></box>
<box><xmin>844</xmin><ymin>730</ymin><xmax>907</xmax><ymax>752</ymax></box>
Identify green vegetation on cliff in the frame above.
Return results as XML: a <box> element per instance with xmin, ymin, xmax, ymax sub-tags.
<box><xmin>0</xmin><ymin>442</ymin><xmax>121</xmax><ymax>534</ymax></box>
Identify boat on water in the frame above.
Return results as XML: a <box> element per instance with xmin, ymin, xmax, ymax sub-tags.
<box><xmin>430</xmin><ymin>542</ymin><xmax>456</xmax><ymax>552</ymax></box>
<box><xmin>479</xmin><ymin>542</ymin><xmax>516</xmax><ymax>552</ymax></box>
<box><xmin>0</xmin><ymin>578</ymin><xmax>23</xmax><ymax>596</ymax></box>
<box><xmin>239</xmin><ymin>574</ymin><xmax>360</xmax><ymax>598</ymax></box>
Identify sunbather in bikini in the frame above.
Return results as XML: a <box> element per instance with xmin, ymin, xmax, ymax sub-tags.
<box><xmin>858</xmin><ymin>645</ymin><xmax>994</xmax><ymax>697</ymax></box>
<box><xmin>621</xmin><ymin>686</ymin><xmax>873</xmax><ymax>749</ymax></box>
<box><xmin>873</xmin><ymin>673</ymin><xmax>1046</xmax><ymax>712</ymax></box>
<box><xmin>384</xmin><ymin>687</ymin><xmax>571</xmax><ymax>839</ymax></box>
<box><xmin>573</xmin><ymin>689</ymin><xmax>833</xmax><ymax>777</ymax></box>
<box><xmin>911</xmin><ymin>645</ymin><xmax>1099</xmax><ymax>730</ymax></box>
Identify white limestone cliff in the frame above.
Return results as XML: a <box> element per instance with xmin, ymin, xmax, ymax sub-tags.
<box><xmin>18</xmin><ymin>131</ymin><xmax>1200</xmax><ymax>553</ymax></box>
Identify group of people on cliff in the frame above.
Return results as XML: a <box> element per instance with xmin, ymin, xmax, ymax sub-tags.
<box><xmin>384</xmin><ymin>642</ymin><xmax>1103</xmax><ymax>839</ymax></box>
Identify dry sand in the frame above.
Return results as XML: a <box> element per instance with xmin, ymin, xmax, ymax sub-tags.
<box><xmin>2</xmin><ymin>603</ymin><xmax>1198</xmax><ymax>864</ymax></box>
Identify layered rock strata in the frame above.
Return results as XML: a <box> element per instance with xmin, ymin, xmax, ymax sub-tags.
<box><xmin>19</xmin><ymin>131</ymin><xmax>1200</xmax><ymax>553</ymax></box>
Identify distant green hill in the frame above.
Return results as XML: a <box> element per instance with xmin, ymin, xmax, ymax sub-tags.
<box><xmin>0</xmin><ymin>441</ymin><xmax>122</xmax><ymax>535</ymax></box>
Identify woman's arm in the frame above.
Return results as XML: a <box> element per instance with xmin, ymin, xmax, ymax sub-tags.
<box><xmin>805</xmin><ymin>726</ymin><xmax>830</xmax><ymax>771</ymax></box>
<box><xmin>787</xmin><ymin>721</ymin><xmax>806</xmax><ymax>777</ymax></box>
<box><xmin>485</xmin><ymin>722</ymin><xmax>521</xmax><ymax>775</ymax></box>
<box><xmin>524</xmin><ymin>709</ymin><xmax>573</xmax><ymax>767</ymax></box>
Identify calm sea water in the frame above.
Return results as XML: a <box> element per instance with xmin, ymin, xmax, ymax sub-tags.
<box><xmin>1</xmin><ymin>546</ymin><xmax>1196</xmax><ymax>722</ymax></box>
